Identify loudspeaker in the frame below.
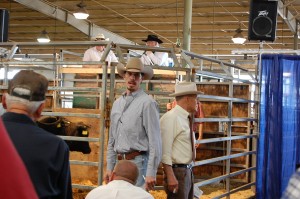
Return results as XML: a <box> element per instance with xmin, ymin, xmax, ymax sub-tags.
<box><xmin>0</xmin><ymin>9</ymin><xmax>9</xmax><ymax>42</ymax></box>
<box><xmin>248</xmin><ymin>0</ymin><xmax>278</xmax><ymax>42</ymax></box>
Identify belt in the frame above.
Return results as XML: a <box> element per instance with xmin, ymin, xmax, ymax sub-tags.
<box><xmin>172</xmin><ymin>164</ymin><xmax>192</xmax><ymax>169</ymax></box>
<box><xmin>117</xmin><ymin>151</ymin><xmax>146</xmax><ymax>160</ymax></box>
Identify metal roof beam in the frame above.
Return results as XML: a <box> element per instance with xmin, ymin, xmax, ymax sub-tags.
<box><xmin>278</xmin><ymin>0</ymin><xmax>298</xmax><ymax>35</ymax></box>
<box><xmin>14</xmin><ymin>0</ymin><xmax>136</xmax><ymax>45</ymax></box>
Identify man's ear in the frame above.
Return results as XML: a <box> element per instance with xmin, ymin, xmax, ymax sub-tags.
<box><xmin>109</xmin><ymin>171</ymin><xmax>116</xmax><ymax>182</ymax></box>
<box><xmin>33</xmin><ymin>102</ymin><xmax>45</xmax><ymax>120</ymax></box>
<box><xmin>2</xmin><ymin>94</ymin><xmax>7</xmax><ymax>109</ymax></box>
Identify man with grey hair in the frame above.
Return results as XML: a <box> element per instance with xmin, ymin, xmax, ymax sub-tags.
<box><xmin>160</xmin><ymin>81</ymin><xmax>203</xmax><ymax>199</ymax></box>
<box><xmin>1</xmin><ymin>70</ymin><xmax>72</xmax><ymax>199</ymax></box>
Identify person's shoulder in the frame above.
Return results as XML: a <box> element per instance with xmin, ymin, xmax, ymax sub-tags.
<box><xmin>85</xmin><ymin>185</ymin><xmax>109</xmax><ymax>199</ymax></box>
<box><xmin>128</xmin><ymin>185</ymin><xmax>154</xmax><ymax>198</ymax></box>
<box><xmin>160</xmin><ymin>109</ymin><xmax>174</xmax><ymax>121</ymax></box>
<box><xmin>85</xmin><ymin>47</ymin><xmax>96</xmax><ymax>52</ymax></box>
<box><xmin>113</xmin><ymin>96</ymin><xmax>123</xmax><ymax>104</ymax></box>
<box><xmin>36</xmin><ymin>127</ymin><xmax>69</xmax><ymax>148</ymax></box>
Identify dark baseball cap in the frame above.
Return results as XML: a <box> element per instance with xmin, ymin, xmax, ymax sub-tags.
<box><xmin>8</xmin><ymin>70</ymin><xmax>48</xmax><ymax>101</ymax></box>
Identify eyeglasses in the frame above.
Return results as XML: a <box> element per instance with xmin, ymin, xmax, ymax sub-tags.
<box><xmin>125</xmin><ymin>72</ymin><xmax>142</xmax><ymax>79</ymax></box>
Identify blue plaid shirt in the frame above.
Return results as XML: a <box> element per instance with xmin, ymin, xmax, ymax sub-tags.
<box><xmin>281</xmin><ymin>168</ymin><xmax>300</xmax><ymax>199</ymax></box>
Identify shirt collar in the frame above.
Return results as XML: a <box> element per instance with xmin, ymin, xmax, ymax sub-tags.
<box><xmin>173</xmin><ymin>105</ymin><xmax>190</xmax><ymax>118</ymax></box>
<box><xmin>122</xmin><ymin>89</ymin><xmax>143</xmax><ymax>98</ymax></box>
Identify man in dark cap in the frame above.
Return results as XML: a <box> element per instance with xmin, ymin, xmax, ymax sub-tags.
<box><xmin>141</xmin><ymin>34</ymin><xmax>169</xmax><ymax>66</ymax></box>
<box><xmin>1</xmin><ymin>70</ymin><xmax>72</xmax><ymax>199</ymax></box>
<box><xmin>0</xmin><ymin>119</ymin><xmax>38</xmax><ymax>199</ymax></box>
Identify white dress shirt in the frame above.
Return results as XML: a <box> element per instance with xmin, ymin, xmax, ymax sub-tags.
<box><xmin>83</xmin><ymin>46</ymin><xmax>118</xmax><ymax>66</ymax></box>
<box><xmin>85</xmin><ymin>180</ymin><xmax>154</xmax><ymax>199</ymax></box>
<box><xmin>141</xmin><ymin>51</ymin><xmax>168</xmax><ymax>66</ymax></box>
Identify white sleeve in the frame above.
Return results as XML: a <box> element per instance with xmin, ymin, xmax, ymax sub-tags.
<box><xmin>148</xmin><ymin>52</ymin><xmax>168</xmax><ymax>66</ymax></box>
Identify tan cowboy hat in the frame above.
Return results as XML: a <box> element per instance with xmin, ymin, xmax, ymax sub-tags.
<box><xmin>170</xmin><ymin>81</ymin><xmax>204</xmax><ymax>97</ymax></box>
<box><xmin>117</xmin><ymin>57</ymin><xmax>154</xmax><ymax>80</ymax></box>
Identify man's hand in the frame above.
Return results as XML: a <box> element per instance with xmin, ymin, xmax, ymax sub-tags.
<box><xmin>195</xmin><ymin>138</ymin><xmax>201</xmax><ymax>148</ymax></box>
<box><xmin>145</xmin><ymin>176</ymin><xmax>156</xmax><ymax>191</ymax></box>
<box><xmin>167</xmin><ymin>174</ymin><xmax>179</xmax><ymax>194</ymax></box>
<box><xmin>104</xmin><ymin>170</ymin><xmax>113</xmax><ymax>184</ymax></box>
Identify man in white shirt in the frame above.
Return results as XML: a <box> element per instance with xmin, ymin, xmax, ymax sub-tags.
<box><xmin>140</xmin><ymin>34</ymin><xmax>168</xmax><ymax>66</ymax></box>
<box><xmin>83</xmin><ymin>33</ymin><xmax>118</xmax><ymax>68</ymax></box>
<box><xmin>85</xmin><ymin>160</ymin><xmax>154</xmax><ymax>199</ymax></box>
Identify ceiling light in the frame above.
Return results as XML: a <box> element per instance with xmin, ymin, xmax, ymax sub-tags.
<box><xmin>73</xmin><ymin>1</ymin><xmax>89</xmax><ymax>19</ymax></box>
<box><xmin>37</xmin><ymin>29</ymin><xmax>50</xmax><ymax>43</ymax></box>
<box><xmin>232</xmin><ymin>27</ymin><xmax>246</xmax><ymax>44</ymax></box>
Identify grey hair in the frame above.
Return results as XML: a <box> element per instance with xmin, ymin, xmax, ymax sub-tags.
<box><xmin>5</xmin><ymin>93</ymin><xmax>45</xmax><ymax>114</ymax></box>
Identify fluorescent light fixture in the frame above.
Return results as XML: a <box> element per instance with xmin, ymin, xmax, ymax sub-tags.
<box><xmin>37</xmin><ymin>29</ymin><xmax>50</xmax><ymax>43</ymax></box>
<box><xmin>73</xmin><ymin>1</ymin><xmax>89</xmax><ymax>19</ymax></box>
<box><xmin>232</xmin><ymin>28</ymin><xmax>246</xmax><ymax>44</ymax></box>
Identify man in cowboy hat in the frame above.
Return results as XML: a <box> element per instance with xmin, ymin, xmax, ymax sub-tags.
<box><xmin>83</xmin><ymin>33</ymin><xmax>118</xmax><ymax>68</ymax></box>
<box><xmin>141</xmin><ymin>34</ymin><xmax>169</xmax><ymax>66</ymax></box>
<box><xmin>160</xmin><ymin>81</ymin><xmax>203</xmax><ymax>199</ymax></box>
<box><xmin>105</xmin><ymin>57</ymin><xmax>162</xmax><ymax>192</ymax></box>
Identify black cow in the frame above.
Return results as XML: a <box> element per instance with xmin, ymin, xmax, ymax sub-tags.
<box><xmin>36</xmin><ymin>116</ymin><xmax>91</xmax><ymax>154</ymax></box>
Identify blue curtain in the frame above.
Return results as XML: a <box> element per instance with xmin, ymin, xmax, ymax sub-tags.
<box><xmin>256</xmin><ymin>54</ymin><xmax>300</xmax><ymax>199</ymax></box>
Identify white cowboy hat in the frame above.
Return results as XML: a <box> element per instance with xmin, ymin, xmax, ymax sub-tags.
<box><xmin>170</xmin><ymin>81</ymin><xmax>204</xmax><ymax>97</ymax></box>
<box><xmin>117</xmin><ymin>57</ymin><xmax>154</xmax><ymax>80</ymax></box>
<box><xmin>92</xmin><ymin>33</ymin><xmax>109</xmax><ymax>41</ymax></box>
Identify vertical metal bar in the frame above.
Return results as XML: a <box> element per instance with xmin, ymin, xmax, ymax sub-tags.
<box><xmin>183</xmin><ymin>0</ymin><xmax>192</xmax><ymax>52</ymax></box>
<box><xmin>294</xmin><ymin>21</ymin><xmax>298</xmax><ymax>50</ymax></box>
<box><xmin>225</xmin><ymin>81</ymin><xmax>233</xmax><ymax>199</ymax></box>
<box><xmin>109</xmin><ymin>65</ymin><xmax>116</xmax><ymax>103</ymax></box>
<box><xmin>182</xmin><ymin>0</ymin><xmax>193</xmax><ymax>68</ymax></box>
<box><xmin>98</xmin><ymin>61</ymin><xmax>108</xmax><ymax>185</ymax></box>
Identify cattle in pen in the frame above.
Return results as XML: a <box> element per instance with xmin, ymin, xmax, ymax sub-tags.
<box><xmin>36</xmin><ymin>116</ymin><xmax>91</xmax><ymax>154</ymax></box>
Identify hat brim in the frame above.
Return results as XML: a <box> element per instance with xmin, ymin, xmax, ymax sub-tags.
<box><xmin>169</xmin><ymin>90</ymin><xmax>204</xmax><ymax>97</ymax></box>
<box><xmin>142</xmin><ymin>38</ymin><xmax>163</xmax><ymax>44</ymax></box>
<box><xmin>117</xmin><ymin>63</ymin><xmax>154</xmax><ymax>80</ymax></box>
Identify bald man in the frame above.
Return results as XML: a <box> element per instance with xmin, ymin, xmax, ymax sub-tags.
<box><xmin>85</xmin><ymin>160</ymin><xmax>154</xmax><ymax>199</ymax></box>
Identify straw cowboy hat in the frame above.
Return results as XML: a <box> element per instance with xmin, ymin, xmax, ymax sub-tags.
<box><xmin>93</xmin><ymin>33</ymin><xmax>109</xmax><ymax>41</ymax></box>
<box><xmin>142</xmin><ymin>34</ymin><xmax>163</xmax><ymax>44</ymax></box>
<box><xmin>117</xmin><ymin>57</ymin><xmax>154</xmax><ymax>80</ymax></box>
<box><xmin>170</xmin><ymin>81</ymin><xmax>204</xmax><ymax>97</ymax></box>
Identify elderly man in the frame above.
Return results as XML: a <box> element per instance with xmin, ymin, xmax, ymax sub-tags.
<box><xmin>1</xmin><ymin>70</ymin><xmax>72</xmax><ymax>199</ymax></box>
<box><xmin>105</xmin><ymin>57</ymin><xmax>162</xmax><ymax>191</ymax></box>
<box><xmin>83</xmin><ymin>33</ymin><xmax>118</xmax><ymax>68</ymax></box>
<box><xmin>0</xmin><ymin>119</ymin><xmax>38</xmax><ymax>199</ymax></box>
<box><xmin>86</xmin><ymin>160</ymin><xmax>154</xmax><ymax>199</ymax></box>
<box><xmin>160</xmin><ymin>81</ymin><xmax>203</xmax><ymax>199</ymax></box>
<box><xmin>140</xmin><ymin>34</ymin><xmax>169</xmax><ymax>66</ymax></box>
